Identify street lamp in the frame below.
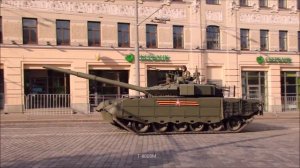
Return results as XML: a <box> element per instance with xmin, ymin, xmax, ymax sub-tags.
<box><xmin>134</xmin><ymin>0</ymin><xmax>171</xmax><ymax>96</ymax></box>
<box><xmin>134</xmin><ymin>0</ymin><xmax>140</xmax><ymax>96</ymax></box>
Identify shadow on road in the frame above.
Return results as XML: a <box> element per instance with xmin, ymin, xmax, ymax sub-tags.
<box><xmin>241</xmin><ymin>122</ymin><xmax>288</xmax><ymax>133</ymax></box>
<box><xmin>0</xmin><ymin>150</ymin><xmax>176</xmax><ymax>168</ymax></box>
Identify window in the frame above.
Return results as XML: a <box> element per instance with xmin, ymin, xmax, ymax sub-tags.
<box><xmin>118</xmin><ymin>23</ymin><xmax>130</xmax><ymax>47</ymax></box>
<box><xmin>146</xmin><ymin>24</ymin><xmax>157</xmax><ymax>48</ymax></box>
<box><xmin>24</xmin><ymin>70</ymin><xmax>70</xmax><ymax>95</ymax></box>
<box><xmin>206</xmin><ymin>0</ymin><xmax>219</xmax><ymax>4</ymax></box>
<box><xmin>240</xmin><ymin>0</ymin><xmax>248</xmax><ymax>6</ymax></box>
<box><xmin>259</xmin><ymin>0</ymin><xmax>268</xmax><ymax>7</ymax></box>
<box><xmin>0</xmin><ymin>17</ymin><xmax>2</xmax><ymax>44</ymax></box>
<box><xmin>240</xmin><ymin>29</ymin><xmax>249</xmax><ymax>50</ymax></box>
<box><xmin>88</xmin><ymin>21</ymin><xmax>101</xmax><ymax>46</ymax></box>
<box><xmin>56</xmin><ymin>20</ymin><xmax>70</xmax><ymax>45</ymax></box>
<box><xmin>147</xmin><ymin>70</ymin><xmax>179</xmax><ymax>87</ymax></box>
<box><xmin>89</xmin><ymin>70</ymin><xmax>129</xmax><ymax>95</ymax></box>
<box><xmin>279</xmin><ymin>30</ymin><xmax>287</xmax><ymax>51</ymax></box>
<box><xmin>260</xmin><ymin>30</ymin><xmax>269</xmax><ymax>51</ymax></box>
<box><xmin>206</xmin><ymin>26</ymin><xmax>220</xmax><ymax>50</ymax></box>
<box><xmin>281</xmin><ymin>72</ymin><xmax>300</xmax><ymax>112</ymax></box>
<box><xmin>173</xmin><ymin>25</ymin><xmax>184</xmax><ymax>49</ymax></box>
<box><xmin>278</xmin><ymin>0</ymin><xmax>286</xmax><ymax>8</ymax></box>
<box><xmin>22</xmin><ymin>18</ymin><xmax>37</xmax><ymax>44</ymax></box>
<box><xmin>298</xmin><ymin>31</ymin><xmax>300</xmax><ymax>52</ymax></box>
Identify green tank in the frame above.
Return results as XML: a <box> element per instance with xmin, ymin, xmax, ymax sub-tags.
<box><xmin>43</xmin><ymin>65</ymin><xmax>263</xmax><ymax>135</ymax></box>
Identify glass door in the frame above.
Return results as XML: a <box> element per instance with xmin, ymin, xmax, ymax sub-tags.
<box><xmin>247</xmin><ymin>85</ymin><xmax>261</xmax><ymax>99</ymax></box>
<box><xmin>242</xmin><ymin>71</ymin><xmax>268</xmax><ymax>111</ymax></box>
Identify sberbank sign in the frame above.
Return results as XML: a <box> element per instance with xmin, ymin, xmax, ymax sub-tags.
<box><xmin>125</xmin><ymin>54</ymin><xmax>170</xmax><ymax>63</ymax></box>
<box><xmin>140</xmin><ymin>54</ymin><xmax>170</xmax><ymax>62</ymax></box>
<box><xmin>256</xmin><ymin>56</ymin><xmax>292</xmax><ymax>64</ymax></box>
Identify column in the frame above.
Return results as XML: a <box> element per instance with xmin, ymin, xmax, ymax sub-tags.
<box><xmin>3</xmin><ymin>59</ymin><xmax>23</xmax><ymax>113</ymax></box>
<box><xmin>70</xmin><ymin>62</ymin><xmax>90</xmax><ymax>113</ymax></box>
<box><xmin>267</xmin><ymin>65</ymin><xmax>282</xmax><ymax>112</ymax></box>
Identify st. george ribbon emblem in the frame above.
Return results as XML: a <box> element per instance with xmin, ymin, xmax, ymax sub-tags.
<box><xmin>156</xmin><ymin>100</ymin><xmax>199</xmax><ymax>106</ymax></box>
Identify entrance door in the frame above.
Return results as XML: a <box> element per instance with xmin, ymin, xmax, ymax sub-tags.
<box><xmin>242</xmin><ymin>71</ymin><xmax>267</xmax><ymax>110</ymax></box>
<box><xmin>247</xmin><ymin>85</ymin><xmax>261</xmax><ymax>99</ymax></box>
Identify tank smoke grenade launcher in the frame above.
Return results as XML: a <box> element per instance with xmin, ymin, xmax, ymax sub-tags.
<box><xmin>43</xmin><ymin>65</ymin><xmax>263</xmax><ymax>135</ymax></box>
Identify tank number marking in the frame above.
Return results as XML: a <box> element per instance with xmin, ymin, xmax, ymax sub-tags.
<box><xmin>157</xmin><ymin>100</ymin><xmax>199</xmax><ymax>106</ymax></box>
<box><xmin>137</xmin><ymin>153</ymin><xmax>157</xmax><ymax>159</ymax></box>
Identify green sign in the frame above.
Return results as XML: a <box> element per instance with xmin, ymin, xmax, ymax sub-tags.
<box><xmin>256</xmin><ymin>56</ymin><xmax>265</xmax><ymax>64</ymax></box>
<box><xmin>140</xmin><ymin>55</ymin><xmax>170</xmax><ymax>62</ymax></box>
<box><xmin>125</xmin><ymin>53</ymin><xmax>134</xmax><ymax>63</ymax></box>
<box><xmin>256</xmin><ymin>56</ymin><xmax>292</xmax><ymax>64</ymax></box>
<box><xmin>125</xmin><ymin>54</ymin><xmax>170</xmax><ymax>63</ymax></box>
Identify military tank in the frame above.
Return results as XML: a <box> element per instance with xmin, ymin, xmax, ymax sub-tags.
<box><xmin>43</xmin><ymin>65</ymin><xmax>263</xmax><ymax>135</ymax></box>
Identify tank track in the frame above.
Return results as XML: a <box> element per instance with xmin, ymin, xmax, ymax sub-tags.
<box><xmin>112</xmin><ymin>116</ymin><xmax>254</xmax><ymax>135</ymax></box>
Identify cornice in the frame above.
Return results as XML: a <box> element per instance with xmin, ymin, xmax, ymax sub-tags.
<box><xmin>1</xmin><ymin>0</ymin><xmax>186</xmax><ymax>19</ymax></box>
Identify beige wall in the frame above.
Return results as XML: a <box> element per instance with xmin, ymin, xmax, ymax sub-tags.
<box><xmin>0</xmin><ymin>0</ymin><xmax>299</xmax><ymax>113</ymax></box>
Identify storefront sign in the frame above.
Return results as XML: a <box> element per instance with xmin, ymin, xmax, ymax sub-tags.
<box><xmin>125</xmin><ymin>54</ymin><xmax>135</xmax><ymax>63</ymax></box>
<box><xmin>256</xmin><ymin>56</ymin><xmax>292</xmax><ymax>64</ymax></box>
<box><xmin>140</xmin><ymin>55</ymin><xmax>170</xmax><ymax>62</ymax></box>
<box><xmin>125</xmin><ymin>54</ymin><xmax>170</xmax><ymax>63</ymax></box>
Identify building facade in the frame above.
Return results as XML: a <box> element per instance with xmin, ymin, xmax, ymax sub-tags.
<box><xmin>0</xmin><ymin>0</ymin><xmax>299</xmax><ymax>113</ymax></box>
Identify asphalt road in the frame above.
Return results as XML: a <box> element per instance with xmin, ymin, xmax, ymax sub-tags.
<box><xmin>1</xmin><ymin>119</ymin><xmax>299</xmax><ymax>168</ymax></box>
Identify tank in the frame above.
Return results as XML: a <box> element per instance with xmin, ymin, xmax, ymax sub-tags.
<box><xmin>43</xmin><ymin>65</ymin><xmax>263</xmax><ymax>135</ymax></box>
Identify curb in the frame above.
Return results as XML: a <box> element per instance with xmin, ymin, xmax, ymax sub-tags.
<box><xmin>255</xmin><ymin>117</ymin><xmax>300</xmax><ymax>120</ymax></box>
<box><xmin>0</xmin><ymin>113</ymin><xmax>105</xmax><ymax>124</ymax></box>
<box><xmin>1</xmin><ymin>113</ymin><xmax>299</xmax><ymax>123</ymax></box>
<box><xmin>0</xmin><ymin>120</ymin><xmax>106</xmax><ymax>124</ymax></box>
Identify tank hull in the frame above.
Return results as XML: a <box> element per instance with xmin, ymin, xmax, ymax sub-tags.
<box><xmin>98</xmin><ymin>97</ymin><xmax>262</xmax><ymax>134</ymax></box>
<box><xmin>119</xmin><ymin>97</ymin><xmax>224</xmax><ymax>123</ymax></box>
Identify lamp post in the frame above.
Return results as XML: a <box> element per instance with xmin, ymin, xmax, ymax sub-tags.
<box><xmin>134</xmin><ymin>0</ymin><xmax>140</xmax><ymax>96</ymax></box>
<box><xmin>133</xmin><ymin>0</ymin><xmax>170</xmax><ymax>96</ymax></box>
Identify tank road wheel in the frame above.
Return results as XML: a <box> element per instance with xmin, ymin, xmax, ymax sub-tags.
<box><xmin>189</xmin><ymin>122</ymin><xmax>205</xmax><ymax>132</ymax></box>
<box><xmin>227</xmin><ymin>118</ymin><xmax>243</xmax><ymax>131</ymax></box>
<box><xmin>120</xmin><ymin>119</ymin><xmax>131</xmax><ymax>128</ymax></box>
<box><xmin>209</xmin><ymin>122</ymin><xmax>224</xmax><ymax>132</ymax></box>
<box><xmin>132</xmin><ymin>122</ymin><xmax>150</xmax><ymax>133</ymax></box>
<box><xmin>173</xmin><ymin>122</ymin><xmax>188</xmax><ymax>132</ymax></box>
<box><xmin>152</xmin><ymin>123</ymin><xmax>169</xmax><ymax>133</ymax></box>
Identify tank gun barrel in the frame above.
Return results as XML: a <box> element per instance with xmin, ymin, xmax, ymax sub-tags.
<box><xmin>43</xmin><ymin>65</ymin><xmax>148</xmax><ymax>94</ymax></box>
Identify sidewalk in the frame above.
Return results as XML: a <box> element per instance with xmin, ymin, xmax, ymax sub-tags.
<box><xmin>0</xmin><ymin>111</ymin><xmax>299</xmax><ymax>124</ymax></box>
<box><xmin>255</xmin><ymin>111</ymin><xmax>300</xmax><ymax>119</ymax></box>
<box><xmin>0</xmin><ymin>112</ymin><xmax>103</xmax><ymax>124</ymax></box>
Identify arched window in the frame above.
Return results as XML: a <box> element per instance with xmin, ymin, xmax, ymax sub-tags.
<box><xmin>206</xmin><ymin>26</ymin><xmax>220</xmax><ymax>50</ymax></box>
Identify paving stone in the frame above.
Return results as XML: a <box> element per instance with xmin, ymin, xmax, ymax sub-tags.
<box><xmin>1</xmin><ymin>119</ymin><xmax>299</xmax><ymax>168</ymax></box>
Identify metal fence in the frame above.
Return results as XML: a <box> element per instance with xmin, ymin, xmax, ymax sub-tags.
<box><xmin>222</xmin><ymin>86</ymin><xmax>236</xmax><ymax>98</ymax></box>
<box><xmin>244</xmin><ymin>95</ymin><xmax>299</xmax><ymax>112</ymax></box>
<box><xmin>281</xmin><ymin>96</ymin><xmax>299</xmax><ymax>112</ymax></box>
<box><xmin>24</xmin><ymin>94</ymin><xmax>72</xmax><ymax>114</ymax></box>
<box><xmin>89</xmin><ymin>94</ymin><xmax>128</xmax><ymax>112</ymax></box>
<box><xmin>3</xmin><ymin>93</ymin><xmax>299</xmax><ymax>114</ymax></box>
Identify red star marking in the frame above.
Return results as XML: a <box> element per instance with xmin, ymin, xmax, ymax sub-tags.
<box><xmin>175</xmin><ymin>99</ymin><xmax>181</xmax><ymax>106</ymax></box>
